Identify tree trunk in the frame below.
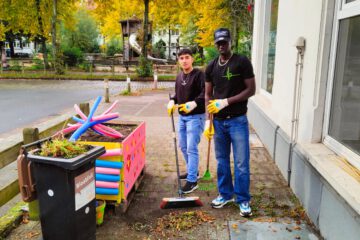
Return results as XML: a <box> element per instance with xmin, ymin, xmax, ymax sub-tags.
<box><xmin>35</xmin><ymin>0</ymin><xmax>49</xmax><ymax>69</ymax></box>
<box><xmin>51</xmin><ymin>0</ymin><xmax>57</xmax><ymax>68</ymax></box>
<box><xmin>9</xmin><ymin>39</ymin><xmax>15</xmax><ymax>58</ymax></box>
<box><xmin>233</xmin><ymin>21</ymin><xmax>239</xmax><ymax>53</ymax></box>
<box><xmin>168</xmin><ymin>26</ymin><xmax>171</xmax><ymax>60</ymax></box>
<box><xmin>142</xmin><ymin>0</ymin><xmax>149</xmax><ymax>57</ymax></box>
<box><xmin>0</xmin><ymin>42</ymin><xmax>8</xmax><ymax>68</ymax></box>
<box><xmin>41</xmin><ymin>38</ymin><xmax>49</xmax><ymax>69</ymax></box>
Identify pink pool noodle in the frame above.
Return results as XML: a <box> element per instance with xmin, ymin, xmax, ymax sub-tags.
<box><xmin>55</xmin><ymin>104</ymin><xmax>123</xmax><ymax>137</ymax></box>
<box><xmin>96</xmin><ymin>167</ymin><xmax>120</xmax><ymax>175</ymax></box>
<box><xmin>101</xmin><ymin>148</ymin><xmax>122</xmax><ymax>157</ymax></box>
<box><xmin>96</xmin><ymin>181</ymin><xmax>119</xmax><ymax>188</ymax></box>
<box><xmin>102</xmin><ymin>100</ymin><xmax>119</xmax><ymax>115</ymax></box>
<box><xmin>74</xmin><ymin>104</ymin><xmax>123</xmax><ymax>138</ymax></box>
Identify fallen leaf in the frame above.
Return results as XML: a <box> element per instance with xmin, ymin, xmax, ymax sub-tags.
<box><xmin>232</xmin><ymin>223</ymin><xmax>238</xmax><ymax>229</ymax></box>
<box><xmin>25</xmin><ymin>231</ymin><xmax>40</xmax><ymax>239</ymax></box>
<box><xmin>293</xmin><ymin>225</ymin><xmax>301</xmax><ymax>230</ymax></box>
<box><xmin>285</xmin><ymin>227</ymin><xmax>292</xmax><ymax>232</ymax></box>
<box><xmin>295</xmin><ymin>235</ymin><xmax>301</xmax><ymax>239</ymax></box>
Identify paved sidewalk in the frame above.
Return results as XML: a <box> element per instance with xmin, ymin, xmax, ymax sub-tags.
<box><xmin>6</xmin><ymin>89</ymin><xmax>321</xmax><ymax>239</ymax></box>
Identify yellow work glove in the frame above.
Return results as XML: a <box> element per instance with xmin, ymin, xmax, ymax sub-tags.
<box><xmin>203</xmin><ymin>119</ymin><xmax>214</xmax><ymax>140</ymax></box>
<box><xmin>167</xmin><ymin>100</ymin><xmax>176</xmax><ymax>116</ymax></box>
<box><xmin>207</xmin><ymin>99</ymin><xmax>229</xmax><ymax>114</ymax></box>
<box><xmin>178</xmin><ymin>101</ymin><xmax>197</xmax><ymax>114</ymax></box>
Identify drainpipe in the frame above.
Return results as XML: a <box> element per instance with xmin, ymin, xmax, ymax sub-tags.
<box><xmin>287</xmin><ymin>37</ymin><xmax>306</xmax><ymax>186</ymax></box>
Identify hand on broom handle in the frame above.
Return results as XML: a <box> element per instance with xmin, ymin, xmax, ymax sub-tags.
<box><xmin>206</xmin><ymin>114</ymin><xmax>213</xmax><ymax>170</ymax></box>
<box><xmin>202</xmin><ymin>114</ymin><xmax>213</xmax><ymax>180</ymax></box>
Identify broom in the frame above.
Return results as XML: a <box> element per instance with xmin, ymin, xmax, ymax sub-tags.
<box><xmin>160</xmin><ymin>101</ymin><xmax>203</xmax><ymax>209</ymax></box>
<box><xmin>202</xmin><ymin>114</ymin><xmax>213</xmax><ymax>181</ymax></box>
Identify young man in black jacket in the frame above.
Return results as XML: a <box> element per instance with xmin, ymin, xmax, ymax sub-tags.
<box><xmin>167</xmin><ymin>48</ymin><xmax>205</xmax><ymax>193</ymax></box>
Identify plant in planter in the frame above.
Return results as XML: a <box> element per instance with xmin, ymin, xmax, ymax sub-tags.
<box><xmin>26</xmin><ymin>137</ymin><xmax>105</xmax><ymax>240</ymax></box>
<box><xmin>38</xmin><ymin>139</ymin><xmax>89</xmax><ymax>159</ymax></box>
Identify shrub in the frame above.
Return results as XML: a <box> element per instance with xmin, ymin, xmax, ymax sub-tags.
<box><xmin>192</xmin><ymin>52</ymin><xmax>204</xmax><ymax>66</ymax></box>
<box><xmin>106</xmin><ymin>38</ymin><xmax>122</xmax><ymax>56</ymax></box>
<box><xmin>62</xmin><ymin>47</ymin><xmax>84</xmax><ymax>67</ymax></box>
<box><xmin>204</xmin><ymin>47</ymin><xmax>219</xmax><ymax>64</ymax></box>
<box><xmin>136</xmin><ymin>55</ymin><xmax>153</xmax><ymax>77</ymax></box>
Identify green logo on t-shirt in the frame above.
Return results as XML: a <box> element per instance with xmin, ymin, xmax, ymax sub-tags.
<box><xmin>223</xmin><ymin>67</ymin><xmax>240</xmax><ymax>80</ymax></box>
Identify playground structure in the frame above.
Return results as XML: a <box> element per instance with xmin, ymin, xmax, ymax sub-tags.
<box><xmin>120</xmin><ymin>17</ymin><xmax>168</xmax><ymax>64</ymax></box>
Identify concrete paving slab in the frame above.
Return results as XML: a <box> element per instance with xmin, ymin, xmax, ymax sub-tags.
<box><xmin>229</xmin><ymin>220</ymin><xmax>319</xmax><ymax>240</ymax></box>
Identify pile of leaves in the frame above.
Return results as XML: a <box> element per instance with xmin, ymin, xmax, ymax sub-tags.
<box><xmin>39</xmin><ymin>139</ymin><xmax>89</xmax><ymax>159</ymax></box>
<box><xmin>154</xmin><ymin>211</ymin><xmax>215</xmax><ymax>233</ymax></box>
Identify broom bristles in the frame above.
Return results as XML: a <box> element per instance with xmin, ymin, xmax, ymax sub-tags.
<box><xmin>160</xmin><ymin>196</ymin><xmax>203</xmax><ymax>209</ymax></box>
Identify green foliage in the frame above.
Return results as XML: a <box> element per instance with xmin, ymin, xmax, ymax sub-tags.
<box><xmin>60</xmin><ymin>9</ymin><xmax>100</xmax><ymax>53</ymax></box>
<box><xmin>153</xmin><ymin>39</ymin><xmax>166</xmax><ymax>59</ymax></box>
<box><xmin>39</xmin><ymin>139</ymin><xmax>89</xmax><ymax>159</ymax></box>
<box><xmin>192</xmin><ymin>52</ymin><xmax>204</xmax><ymax>66</ymax></box>
<box><xmin>78</xmin><ymin>62</ymin><xmax>92</xmax><ymax>72</ymax></box>
<box><xmin>204</xmin><ymin>47</ymin><xmax>219</xmax><ymax>64</ymax></box>
<box><xmin>62</xmin><ymin>46</ymin><xmax>84</xmax><ymax>67</ymax></box>
<box><xmin>136</xmin><ymin>55</ymin><xmax>153</xmax><ymax>77</ymax></box>
<box><xmin>8</xmin><ymin>61</ymin><xmax>21</xmax><ymax>71</ymax></box>
<box><xmin>0</xmin><ymin>72</ymin><xmax>176</xmax><ymax>81</ymax></box>
<box><xmin>120</xmin><ymin>89</ymin><xmax>131</xmax><ymax>96</ymax></box>
<box><xmin>54</xmin><ymin>50</ymin><xmax>65</xmax><ymax>75</ymax></box>
<box><xmin>106</xmin><ymin>37</ymin><xmax>122</xmax><ymax>56</ymax></box>
<box><xmin>235</xmin><ymin>40</ymin><xmax>251</xmax><ymax>58</ymax></box>
<box><xmin>29</xmin><ymin>57</ymin><xmax>45</xmax><ymax>70</ymax></box>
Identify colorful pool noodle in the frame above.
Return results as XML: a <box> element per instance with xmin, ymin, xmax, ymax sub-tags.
<box><xmin>96</xmin><ymin>167</ymin><xmax>120</xmax><ymax>175</ymax></box>
<box><xmin>60</xmin><ymin>121</ymin><xmax>122</xmax><ymax>138</ymax></box>
<box><xmin>96</xmin><ymin>160</ymin><xmax>123</xmax><ymax>169</ymax></box>
<box><xmin>102</xmin><ymin>100</ymin><xmax>119</xmax><ymax>115</ymax></box>
<box><xmin>69</xmin><ymin>116</ymin><xmax>118</xmax><ymax>141</ymax></box>
<box><xmin>72</xmin><ymin>116</ymin><xmax>119</xmax><ymax>136</ymax></box>
<box><xmin>69</xmin><ymin>96</ymin><xmax>102</xmax><ymax>141</ymax></box>
<box><xmin>96</xmin><ymin>188</ymin><xmax>119</xmax><ymax>195</ymax></box>
<box><xmin>101</xmin><ymin>148</ymin><xmax>122</xmax><ymax>157</ymax></box>
<box><xmin>96</xmin><ymin>173</ymin><xmax>120</xmax><ymax>182</ymax></box>
<box><xmin>73</xmin><ymin>104</ymin><xmax>123</xmax><ymax>138</ymax></box>
<box><xmin>54</xmin><ymin>99</ymin><xmax>122</xmax><ymax>138</ymax></box>
<box><xmin>96</xmin><ymin>181</ymin><xmax>119</xmax><ymax>189</ymax></box>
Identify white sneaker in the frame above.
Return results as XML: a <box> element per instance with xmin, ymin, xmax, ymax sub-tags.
<box><xmin>211</xmin><ymin>195</ymin><xmax>234</xmax><ymax>209</ymax></box>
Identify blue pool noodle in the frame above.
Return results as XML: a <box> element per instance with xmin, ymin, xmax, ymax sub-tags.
<box><xmin>96</xmin><ymin>188</ymin><xmax>119</xmax><ymax>195</ymax></box>
<box><xmin>96</xmin><ymin>173</ymin><xmax>120</xmax><ymax>182</ymax></box>
<box><xmin>96</xmin><ymin>160</ymin><xmax>123</xmax><ymax>169</ymax></box>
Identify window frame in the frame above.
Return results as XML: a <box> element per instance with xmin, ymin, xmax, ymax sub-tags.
<box><xmin>323</xmin><ymin>0</ymin><xmax>360</xmax><ymax>169</ymax></box>
<box><xmin>259</xmin><ymin>0</ymin><xmax>278</xmax><ymax>94</ymax></box>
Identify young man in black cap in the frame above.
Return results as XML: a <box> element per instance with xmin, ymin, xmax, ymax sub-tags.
<box><xmin>204</xmin><ymin>28</ymin><xmax>255</xmax><ymax>217</ymax></box>
<box><xmin>167</xmin><ymin>48</ymin><xmax>205</xmax><ymax>193</ymax></box>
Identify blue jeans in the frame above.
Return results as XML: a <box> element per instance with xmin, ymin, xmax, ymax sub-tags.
<box><xmin>213</xmin><ymin>115</ymin><xmax>251</xmax><ymax>203</ymax></box>
<box><xmin>178</xmin><ymin>113</ymin><xmax>205</xmax><ymax>182</ymax></box>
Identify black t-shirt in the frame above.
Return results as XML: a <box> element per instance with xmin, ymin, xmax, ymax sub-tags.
<box><xmin>173</xmin><ymin>68</ymin><xmax>205</xmax><ymax>116</ymax></box>
<box><xmin>205</xmin><ymin>54</ymin><xmax>254</xmax><ymax>118</ymax></box>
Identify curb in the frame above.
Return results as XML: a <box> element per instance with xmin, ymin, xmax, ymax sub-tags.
<box><xmin>0</xmin><ymin>201</ymin><xmax>27</xmax><ymax>238</ymax></box>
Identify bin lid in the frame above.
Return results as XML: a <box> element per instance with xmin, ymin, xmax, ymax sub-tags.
<box><xmin>27</xmin><ymin>145</ymin><xmax>105</xmax><ymax>170</ymax></box>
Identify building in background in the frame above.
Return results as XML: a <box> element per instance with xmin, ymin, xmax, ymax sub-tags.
<box><xmin>152</xmin><ymin>27</ymin><xmax>180</xmax><ymax>61</ymax></box>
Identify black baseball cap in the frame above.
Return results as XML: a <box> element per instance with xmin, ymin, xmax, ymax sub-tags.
<box><xmin>214</xmin><ymin>28</ymin><xmax>231</xmax><ymax>43</ymax></box>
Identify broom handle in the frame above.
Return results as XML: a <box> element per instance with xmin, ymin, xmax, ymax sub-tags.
<box><xmin>206</xmin><ymin>114</ymin><xmax>213</xmax><ymax>171</ymax></box>
<box><xmin>169</xmin><ymin>94</ymin><xmax>183</xmax><ymax>197</ymax></box>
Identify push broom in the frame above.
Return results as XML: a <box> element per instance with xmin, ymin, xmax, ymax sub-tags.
<box><xmin>202</xmin><ymin>114</ymin><xmax>213</xmax><ymax>181</ymax></box>
<box><xmin>160</xmin><ymin>105</ymin><xmax>203</xmax><ymax>209</ymax></box>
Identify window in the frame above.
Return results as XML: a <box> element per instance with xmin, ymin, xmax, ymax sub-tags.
<box><xmin>262</xmin><ymin>0</ymin><xmax>279</xmax><ymax>93</ymax></box>
<box><xmin>325</xmin><ymin>1</ymin><xmax>360</xmax><ymax>168</ymax></box>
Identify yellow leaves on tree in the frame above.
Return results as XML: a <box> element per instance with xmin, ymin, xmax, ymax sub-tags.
<box><xmin>92</xmin><ymin>0</ymin><xmax>144</xmax><ymax>39</ymax></box>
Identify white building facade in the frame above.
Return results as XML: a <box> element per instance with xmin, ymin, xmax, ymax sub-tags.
<box><xmin>152</xmin><ymin>28</ymin><xmax>180</xmax><ymax>60</ymax></box>
<box><xmin>250</xmin><ymin>0</ymin><xmax>360</xmax><ymax>239</ymax></box>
